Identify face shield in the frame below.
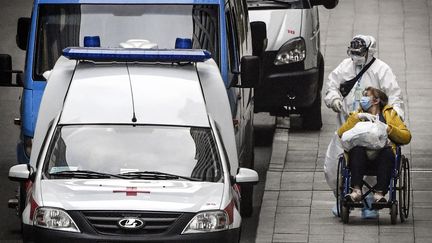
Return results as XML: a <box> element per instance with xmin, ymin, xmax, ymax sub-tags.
<box><xmin>347</xmin><ymin>37</ymin><xmax>372</xmax><ymax>66</ymax></box>
<box><xmin>347</xmin><ymin>38</ymin><xmax>369</xmax><ymax>57</ymax></box>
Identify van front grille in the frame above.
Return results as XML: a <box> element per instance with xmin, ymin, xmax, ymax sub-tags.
<box><xmin>81</xmin><ymin>211</ymin><xmax>182</xmax><ymax>235</ymax></box>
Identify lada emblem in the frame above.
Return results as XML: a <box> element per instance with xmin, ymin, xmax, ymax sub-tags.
<box><xmin>118</xmin><ymin>218</ymin><xmax>145</xmax><ymax>230</ymax></box>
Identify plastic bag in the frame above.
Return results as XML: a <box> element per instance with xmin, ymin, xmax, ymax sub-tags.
<box><xmin>324</xmin><ymin>132</ymin><xmax>344</xmax><ymax>193</ymax></box>
<box><xmin>341</xmin><ymin>120</ymin><xmax>388</xmax><ymax>151</ymax></box>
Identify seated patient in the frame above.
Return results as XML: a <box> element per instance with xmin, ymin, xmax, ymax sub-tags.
<box><xmin>337</xmin><ymin>87</ymin><xmax>411</xmax><ymax>203</ymax></box>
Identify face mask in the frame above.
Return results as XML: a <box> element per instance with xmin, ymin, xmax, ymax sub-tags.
<box><xmin>351</xmin><ymin>55</ymin><xmax>366</xmax><ymax>66</ymax></box>
<box><xmin>360</xmin><ymin>96</ymin><xmax>373</xmax><ymax>111</ymax></box>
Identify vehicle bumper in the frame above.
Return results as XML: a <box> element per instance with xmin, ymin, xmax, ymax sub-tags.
<box><xmin>23</xmin><ymin>225</ymin><xmax>240</xmax><ymax>243</ymax></box>
<box><xmin>255</xmin><ymin>51</ymin><xmax>320</xmax><ymax>112</ymax></box>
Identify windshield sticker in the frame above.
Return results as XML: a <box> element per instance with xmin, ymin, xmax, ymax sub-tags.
<box><xmin>49</xmin><ymin>166</ymin><xmax>78</xmax><ymax>174</ymax></box>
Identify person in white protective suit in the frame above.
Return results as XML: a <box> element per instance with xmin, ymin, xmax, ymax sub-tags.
<box><xmin>323</xmin><ymin>35</ymin><xmax>405</xmax><ymax>218</ymax></box>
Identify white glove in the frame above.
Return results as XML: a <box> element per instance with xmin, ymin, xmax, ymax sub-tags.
<box><xmin>357</xmin><ymin>112</ymin><xmax>377</xmax><ymax>122</ymax></box>
<box><xmin>331</xmin><ymin>99</ymin><xmax>343</xmax><ymax>113</ymax></box>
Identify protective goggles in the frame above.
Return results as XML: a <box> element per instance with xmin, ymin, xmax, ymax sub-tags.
<box><xmin>347</xmin><ymin>38</ymin><xmax>369</xmax><ymax>57</ymax></box>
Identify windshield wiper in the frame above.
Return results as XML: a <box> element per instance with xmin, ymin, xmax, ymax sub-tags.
<box><xmin>49</xmin><ymin>170</ymin><xmax>129</xmax><ymax>179</ymax></box>
<box><xmin>119</xmin><ymin>171</ymin><xmax>201</xmax><ymax>181</ymax></box>
<box><xmin>248</xmin><ymin>0</ymin><xmax>305</xmax><ymax>8</ymax></box>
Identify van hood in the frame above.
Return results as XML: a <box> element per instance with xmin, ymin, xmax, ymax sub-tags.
<box><xmin>40</xmin><ymin>179</ymin><xmax>224</xmax><ymax>212</ymax></box>
<box><xmin>249</xmin><ymin>9</ymin><xmax>302</xmax><ymax>51</ymax></box>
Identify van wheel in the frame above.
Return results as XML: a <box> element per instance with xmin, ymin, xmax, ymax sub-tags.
<box><xmin>302</xmin><ymin>54</ymin><xmax>323</xmax><ymax>130</ymax></box>
<box><xmin>302</xmin><ymin>91</ymin><xmax>322</xmax><ymax>130</ymax></box>
<box><xmin>0</xmin><ymin>54</ymin><xmax>12</xmax><ymax>85</ymax></box>
<box><xmin>241</xmin><ymin>125</ymin><xmax>254</xmax><ymax>218</ymax></box>
<box><xmin>19</xmin><ymin>184</ymin><xmax>26</xmax><ymax>233</ymax></box>
<box><xmin>240</xmin><ymin>184</ymin><xmax>254</xmax><ymax>217</ymax></box>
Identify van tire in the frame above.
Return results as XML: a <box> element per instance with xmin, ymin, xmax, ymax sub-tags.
<box><xmin>302</xmin><ymin>54</ymin><xmax>324</xmax><ymax>130</ymax></box>
<box><xmin>240</xmin><ymin>184</ymin><xmax>254</xmax><ymax>217</ymax></box>
<box><xmin>19</xmin><ymin>184</ymin><xmax>26</xmax><ymax>232</ymax></box>
<box><xmin>240</xmin><ymin>124</ymin><xmax>254</xmax><ymax>218</ymax></box>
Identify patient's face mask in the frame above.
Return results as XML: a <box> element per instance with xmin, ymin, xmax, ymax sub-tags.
<box><xmin>360</xmin><ymin>96</ymin><xmax>373</xmax><ymax>111</ymax></box>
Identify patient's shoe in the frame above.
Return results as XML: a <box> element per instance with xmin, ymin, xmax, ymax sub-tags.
<box><xmin>373</xmin><ymin>191</ymin><xmax>387</xmax><ymax>203</ymax></box>
<box><xmin>345</xmin><ymin>188</ymin><xmax>362</xmax><ymax>203</ymax></box>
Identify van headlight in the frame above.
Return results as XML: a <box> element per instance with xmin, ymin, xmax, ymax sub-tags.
<box><xmin>33</xmin><ymin>207</ymin><xmax>80</xmax><ymax>232</ymax></box>
<box><xmin>182</xmin><ymin>211</ymin><xmax>228</xmax><ymax>234</ymax></box>
<box><xmin>274</xmin><ymin>37</ymin><xmax>306</xmax><ymax>65</ymax></box>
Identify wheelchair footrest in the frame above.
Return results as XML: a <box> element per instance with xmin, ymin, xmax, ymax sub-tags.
<box><xmin>371</xmin><ymin>201</ymin><xmax>390</xmax><ymax>210</ymax></box>
<box><xmin>344</xmin><ymin>201</ymin><xmax>364</xmax><ymax>208</ymax></box>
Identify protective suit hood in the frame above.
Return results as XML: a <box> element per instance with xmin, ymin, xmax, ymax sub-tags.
<box><xmin>350</xmin><ymin>35</ymin><xmax>377</xmax><ymax>66</ymax></box>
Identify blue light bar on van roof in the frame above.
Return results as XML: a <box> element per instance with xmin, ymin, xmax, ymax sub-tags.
<box><xmin>63</xmin><ymin>47</ymin><xmax>212</xmax><ymax>63</ymax></box>
<box><xmin>38</xmin><ymin>0</ymin><xmax>221</xmax><ymax>4</ymax></box>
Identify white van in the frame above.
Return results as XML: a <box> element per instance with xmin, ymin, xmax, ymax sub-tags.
<box><xmin>8</xmin><ymin>48</ymin><xmax>259</xmax><ymax>242</ymax></box>
<box><xmin>3</xmin><ymin>0</ymin><xmax>264</xmax><ymax>219</ymax></box>
<box><xmin>248</xmin><ymin>0</ymin><xmax>338</xmax><ymax>130</ymax></box>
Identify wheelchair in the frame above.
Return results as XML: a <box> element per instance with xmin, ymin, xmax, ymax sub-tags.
<box><xmin>336</xmin><ymin>145</ymin><xmax>410</xmax><ymax>224</ymax></box>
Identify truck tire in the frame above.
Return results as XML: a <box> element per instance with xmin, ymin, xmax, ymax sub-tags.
<box><xmin>302</xmin><ymin>54</ymin><xmax>324</xmax><ymax>130</ymax></box>
<box><xmin>323</xmin><ymin>0</ymin><xmax>339</xmax><ymax>9</ymax></box>
<box><xmin>0</xmin><ymin>54</ymin><xmax>12</xmax><ymax>86</ymax></box>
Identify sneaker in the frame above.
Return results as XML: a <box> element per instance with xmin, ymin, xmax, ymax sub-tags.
<box><xmin>362</xmin><ymin>193</ymin><xmax>379</xmax><ymax>219</ymax></box>
<box><xmin>361</xmin><ymin>207</ymin><xmax>379</xmax><ymax>219</ymax></box>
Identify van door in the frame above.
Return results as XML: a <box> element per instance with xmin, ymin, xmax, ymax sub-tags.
<box><xmin>310</xmin><ymin>7</ymin><xmax>320</xmax><ymax>65</ymax></box>
<box><xmin>225</xmin><ymin>1</ymin><xmax>242</xmax><ymax>157</ymax></box>
<box><xmin>226</xmin><ymin>0</ymin><xmax>255</xmax><ymax>167</ymax></box>
<box><xmin>231</xmin><ymin>0</ymin><xmax>254</xmax><ymax>166</ymax></box>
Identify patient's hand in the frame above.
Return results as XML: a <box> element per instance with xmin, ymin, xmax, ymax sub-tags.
<box><xmin>357</xmin><ymin>113</ymin><xmax>377</xmax><ymax>122</ymax></box>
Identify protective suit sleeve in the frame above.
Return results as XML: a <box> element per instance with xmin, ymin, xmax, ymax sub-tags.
<box><xmin>377</xmin><ymin>63</ymin><xmax>405</xmax><ymax>119</ymax></box>
<box><xmin>386</xmin><ymin>110</ymin><xmax>412</xmax><ymax>145</ymax></box>
<box><xmin>337</xmin><ymin>112</ymin><xmax>360</xmax><ymax>137</ymax></box>
<box><xmin>324</xmin><ymin>61</ymin><xmax>346</xmax><ymax>108</ymax></box>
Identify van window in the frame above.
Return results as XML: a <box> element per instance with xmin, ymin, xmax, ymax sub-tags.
<box><xmin>225</xmin><ymin>2</ymin><xmax>240</xmax><ymax>72</ymax></box>
<box><xmin>34</xmin><ymin>4</ymin><xmax>220</xmax><ymax>81</ymax></box>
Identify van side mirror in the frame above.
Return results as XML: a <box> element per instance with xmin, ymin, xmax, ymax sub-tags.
<box><xmin>0</xmin><ymin>54</ymin><xmax>23</xmax><ymax>87</ymax></box>
<box><xmin>9</xmin><ymin>164</ymin><xmax>33</xmax><ymax>182</ymax></box>
<box><xmin>250</xmin><ymin>21</ymin><xmax>267</xmax><ymax>57</ymax></box>
<box><xmin>235</xmin><ymin>168</ymin><xmax>258</xmax><ymax>185</ymax></box>
<box><xmin>310</xmin><ymin>0</ymin><xmax>339</xmax><ymax>9</ymax></box>
<box><xmin>239</xmin><ymin>56</ymin><xmax>260</xmax><ymax>88</ymax></box>
<box><xmin>17</xmin><ymin>17</ymin><xmax>31</xmax><ymax>51</ymax></box>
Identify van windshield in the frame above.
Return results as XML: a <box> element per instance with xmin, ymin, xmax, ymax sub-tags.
<box><xmin>34</xmin><ymin>4</ymin><xmax>219</xmax><ymax>80</ymax></box>
<box><xmin>44</xmin><ymin>125</ymin><xmax>223</xmax><ymax>182</ymax></box>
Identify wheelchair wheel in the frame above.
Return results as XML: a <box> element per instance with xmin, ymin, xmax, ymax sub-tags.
<box><xmin>398</xmin><ymin>156</ymin><xmax>410</xmax><ymax>222</ymax></box>
<box><xmin>390</xmin><ymin>202</ymin><xmax>398</xmax><ymax>225</ymax></box>
<box><xmin>335</xmin><ymin>157</ymin><xmax>343</xmax><ymax>217</ymax></box>
<box><xmin>341</xmin><ymin>204</ymin><xmax>350</xmax><ymax>224</ymax></box>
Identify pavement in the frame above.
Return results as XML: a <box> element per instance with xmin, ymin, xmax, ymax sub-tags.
<box><xmin>255</xmin><ymin>0</ymin><xmax>432</xmax><ymax>242</ymax></box>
